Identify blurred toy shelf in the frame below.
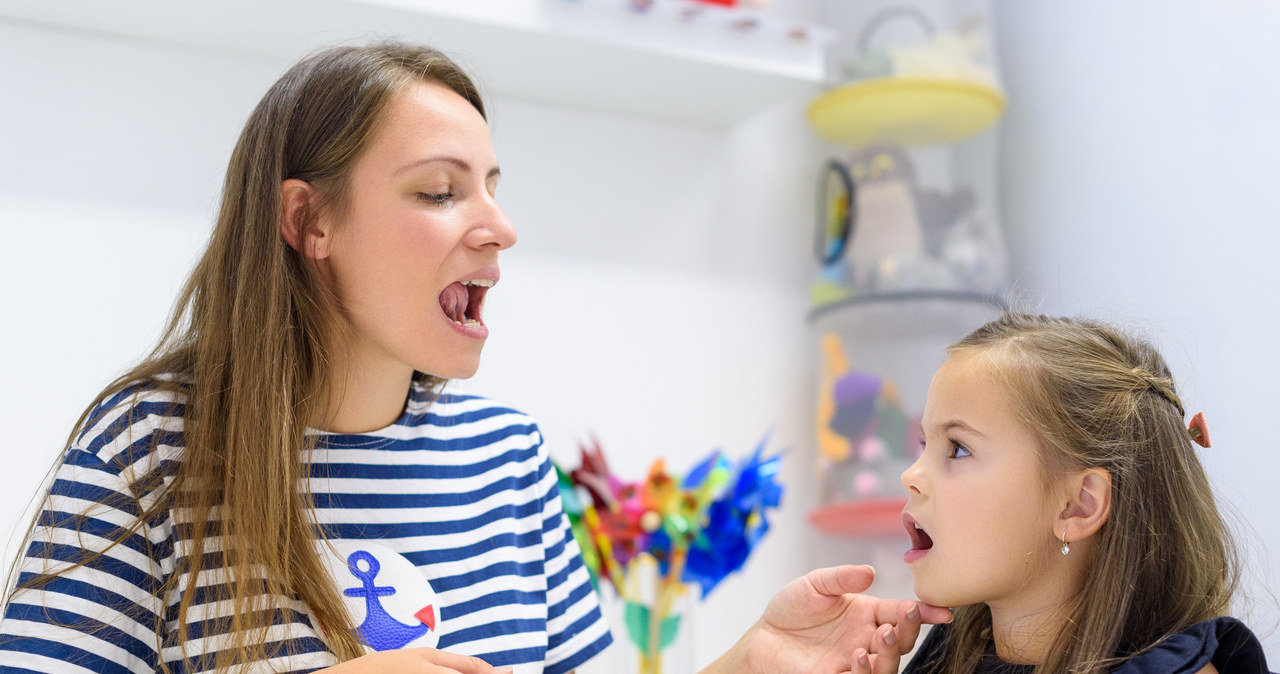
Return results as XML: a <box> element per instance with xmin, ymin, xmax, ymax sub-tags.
<box><xmin>806</xmin><ymin>293</ymin><xmax>1006</xmax><ymax>539</ymax></box>
<box><xmin>0</xmin><ymin>0</ymin><xmax>832</xmax><ymax>127</ymax></box>
<box><xmin>808</xmin><ymin>497</ymin><xmax>906</xmax><ymax>537</ymax></box>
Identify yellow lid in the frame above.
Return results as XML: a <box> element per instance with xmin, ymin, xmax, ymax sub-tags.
<box><xmin>806</xmin><ymin>76</ymin><xmax>1005</xmax><ymax>147</ymax></box>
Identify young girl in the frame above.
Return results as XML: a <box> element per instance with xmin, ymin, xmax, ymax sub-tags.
<box><xmin>0</xmin><ymin>41</ymin><xmax>948</xmax><ymax>674</ymax></box>
<box><xmin>857</xmin><ymin>313</ymin><xmax>1272</xmax><ymax>673</ymax></box>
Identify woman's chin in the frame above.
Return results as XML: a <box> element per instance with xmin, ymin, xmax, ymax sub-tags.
<box><xmin>424</xmin><ymin>362</ymin><xmax>481</xmax><ymax>380</ymax></box>
<box><xmin>416</xmin><ymin>348</ymin><xmax>484</xmax><ymax>381</ymax></box>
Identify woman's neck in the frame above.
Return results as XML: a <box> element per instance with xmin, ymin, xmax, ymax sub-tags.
<box><xmin>315</xmin><ymin>347</ymin><xmax>415</xmax><ymax>434</ymax></box>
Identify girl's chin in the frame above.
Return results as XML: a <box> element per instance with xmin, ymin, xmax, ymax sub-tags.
<box><xmin>910</xmin><ymin>577</ymin><xmax>955</xmax><ymax>609</ymax></box>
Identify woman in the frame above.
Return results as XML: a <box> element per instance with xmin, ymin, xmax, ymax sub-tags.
<box><xmin>0</xmin><ymin>42</ymin><xmax>944</xmax><ymax>674</ymax></box>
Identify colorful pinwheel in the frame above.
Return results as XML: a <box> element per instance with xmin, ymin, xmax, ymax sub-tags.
<box><xmin>556</xmin><ymin>434</ymin><xmax>784</xmax><ymax>674</ymax></box>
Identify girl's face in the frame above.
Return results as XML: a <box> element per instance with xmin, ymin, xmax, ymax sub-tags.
<box><xmin>900</xmin><ymin>350</ymin><xmax>1064</xmax><ymax>611</ymax></box>
<box><xmin>323</xmin><ymin>80</ymin><xmax>516</xmax><ymax>382</ymax></box>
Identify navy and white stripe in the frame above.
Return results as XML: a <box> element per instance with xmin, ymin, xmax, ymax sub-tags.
<box><xmin>0</xmin><ymin>381</ymin><xmax>611</xmax><ymax>673</ymax></box>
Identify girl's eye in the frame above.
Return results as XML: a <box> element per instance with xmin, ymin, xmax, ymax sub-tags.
<box><xmin>948</xmin><ymin>442</ymin><xmax>972</xmax><ymax>459</ymax></box>
<box><xmin>418</xmin><ymin>192</ymin><xmax>454</xmax><ymax>205</ymax></box>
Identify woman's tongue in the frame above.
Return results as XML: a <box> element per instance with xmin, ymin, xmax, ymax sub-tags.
<box><xmin>439</xmin><ymin>282</ymin><xmax>469</xmax><ymax>324</ymax></box>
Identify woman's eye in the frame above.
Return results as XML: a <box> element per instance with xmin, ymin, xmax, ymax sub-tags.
<box><xmin>418</xmin><ymin>192</ymin><xmax>454</xmax><ymax>205</ymax></box>
<box><xmin>948</xmin><ymin>442</ymin><xmax>972</xmax><ymax>459</ymax></box>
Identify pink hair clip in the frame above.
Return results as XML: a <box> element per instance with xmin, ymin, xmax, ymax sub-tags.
<box><xmin>1188</xmin><ymin>411</ymin><xmax>1211</xmax><ymax>448</ymax></box>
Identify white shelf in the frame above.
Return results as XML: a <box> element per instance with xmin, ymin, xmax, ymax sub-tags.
<box><xmin>0</xmin><ymin>0</ymin><xmax>830</xmax><ymax>127</ymax></box>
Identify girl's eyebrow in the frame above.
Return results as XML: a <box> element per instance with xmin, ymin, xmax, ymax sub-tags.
<box><xmin>394</xmin><ymin>156</ymin><xmax>501</xmax><ymax>180</ymax></box>
<box><xmin>923</xmin><ymin>419</ymin><xmax>986</xmax><ymax>437</ymax></box>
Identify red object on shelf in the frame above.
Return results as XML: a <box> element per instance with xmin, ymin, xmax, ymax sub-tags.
<box><xmin>808</xmin><ymin>498</ymin><xmax>908</xmax><ymax>537</ymax></box>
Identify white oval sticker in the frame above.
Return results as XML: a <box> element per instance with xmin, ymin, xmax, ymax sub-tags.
<box><xmin>309</xmin><ymin>539</ymin><xmax>442</xmax><ymax>652</ymax></box>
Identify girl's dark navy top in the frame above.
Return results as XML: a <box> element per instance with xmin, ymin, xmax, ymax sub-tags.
<box><xmin>904</xmin><ymin>616</ymin><xmax>1273</xmax><ymax>673</ymax></box>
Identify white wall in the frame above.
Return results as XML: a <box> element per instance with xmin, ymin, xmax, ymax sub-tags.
<box><xmin>0</xmin><ymin>21</ymin><xmax>281</xmax><ymax>563</ymax></box>
<box><xmin>993</xmin><ymin>1</ymin><xmax>1280</xmax><ymax>659</ymax></box>
<box><xmin>0</xmin><ymin>16</ymin><xmax>825</xmax><ymax>672</ymax></box>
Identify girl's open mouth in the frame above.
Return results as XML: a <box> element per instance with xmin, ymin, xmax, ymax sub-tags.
<box><xmin>903</xmin><ymin>513</ymin><xmax>934</xmax><ymax>563</ymax></box>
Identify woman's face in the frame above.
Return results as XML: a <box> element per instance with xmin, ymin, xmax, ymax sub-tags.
<box><xmin>322</xmin><ymin>80</ymin><xmax>516</xmax><ymax>382</ymax></box>
<box><xmin>900</xmin><ymin>350</ymin><xmax>1065</xmax><ymax>611</ymax></box>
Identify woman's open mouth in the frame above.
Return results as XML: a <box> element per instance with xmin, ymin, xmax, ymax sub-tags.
<box><xmin>903</xmin><ymin>513</ymin><xmax>934</xmax><ymax>563</ymax></box>
<box><xmin>439</xmin><ymin>278</ymin><xmax>493</xmax><ymax>331</ymax></box>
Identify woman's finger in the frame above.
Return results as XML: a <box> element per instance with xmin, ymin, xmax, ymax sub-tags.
<box><xmin>917</xmin><ymin>602</ymin><xmax>953</xmax><ymax>624</ymax></box>
<box><xmin>850</xmin><ymin>647</ymin><xmax>872</xmax><ymax>674</ymax></box>
<box><xmin>402</xmin><ymin>647</ymin><xmax>504</xmax><ymax>673</ymax></box>
<box><xmin>871</xmin><ymin>596</ymin><xmax>952</xmax><ymax>627</ymax></box>
<box><xmin>806</xmin><ymin>564</ymin><xmax>877</xmax><ymax>598</ymax></box>
<box><xmin>873</xmin><ymin>624</ymin><xmax>902</xmax><ymax>674</ymax></box>
<box><xmin>891</xmin><ymin>600</ymin><xmax>925</xmax><ymax>655</ymax></box>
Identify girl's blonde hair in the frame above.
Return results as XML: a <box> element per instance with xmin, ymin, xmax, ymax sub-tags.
<box><xmin>6</xmin><ymin>42</ymin><xmax>484</xmax><ymax>670</ymax></box>
<box><xmin>937</xmin><ymin>312</ymin><xmax>1238</xmax><ymax>673</ymax></box>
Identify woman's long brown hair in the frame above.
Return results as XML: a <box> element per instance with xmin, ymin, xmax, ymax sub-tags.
<box><xmin>5</xmin><ymin>42</ymin><xmax>485</xmax><ymax>671</ymax></box>
<box><xmin>932</xmin><ymin>313</ymin><xmax>1239</xmax><ymax>673</ymax></box>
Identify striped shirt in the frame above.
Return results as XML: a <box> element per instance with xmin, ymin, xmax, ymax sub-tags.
<box><xmin>0</xmin><ymin>380</ymin><xmax>611</xmax><ymax>673</ymax></box>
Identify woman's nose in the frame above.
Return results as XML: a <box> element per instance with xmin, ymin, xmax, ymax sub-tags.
<box><xmin>470</xmin><ymin>197</ymin><xmax>517</xmax><ymax>251</ymax></box>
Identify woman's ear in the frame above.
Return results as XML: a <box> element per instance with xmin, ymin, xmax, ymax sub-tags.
<box><xmin>1059</xmin><ymin>468</ymin><xmax>1112</xmax><ymax>543</ymax></box>
<box><xmin>280</xmin><ymin>179</ymin><xmax>331</xmax><ymax>259</ymax></box>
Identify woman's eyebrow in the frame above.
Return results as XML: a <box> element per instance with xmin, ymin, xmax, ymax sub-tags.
<box><xmin>394</xmin><ymin>156</ymin><xmax>500</xmax><ymax>180</ymax></box>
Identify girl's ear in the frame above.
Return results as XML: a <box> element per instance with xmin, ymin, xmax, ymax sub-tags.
<box><xmin>280</xmin><ymin>179</ymin><xmax>332</xmax><ymax>259</ymax></box>
<box><xmin>1059</xmin><ymin>468</ymin><xmax>1112</xmax><ymax>542</ymax></box>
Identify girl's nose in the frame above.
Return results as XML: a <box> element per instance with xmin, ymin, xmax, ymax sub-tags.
<box><xmin>901</xmin><ymin>454</ymin><xmax>925</xmax><ymax>495</ymax></box>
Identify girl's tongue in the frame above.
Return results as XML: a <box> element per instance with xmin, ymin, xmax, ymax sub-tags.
<box><xmin>909</xmin><ymin>523</ymin><xmax>934</xmax><ymax>551</ymax></box>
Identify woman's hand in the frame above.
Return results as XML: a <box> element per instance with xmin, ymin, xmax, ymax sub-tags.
<box><xmin>316</xmin><ymin>647</ymin><xmax>512</xmax><ymax>673</ymax></box>
<box><xmin>702</xmin><ymin>565</ymin><xmax>951</xmax><ymax>674</ymax></box>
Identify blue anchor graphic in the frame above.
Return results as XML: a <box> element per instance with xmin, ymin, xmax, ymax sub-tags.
<box><xmin>343</xmin><ymin>550</ymin><xmax>432</xmax><ymax>650</ymax></box>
